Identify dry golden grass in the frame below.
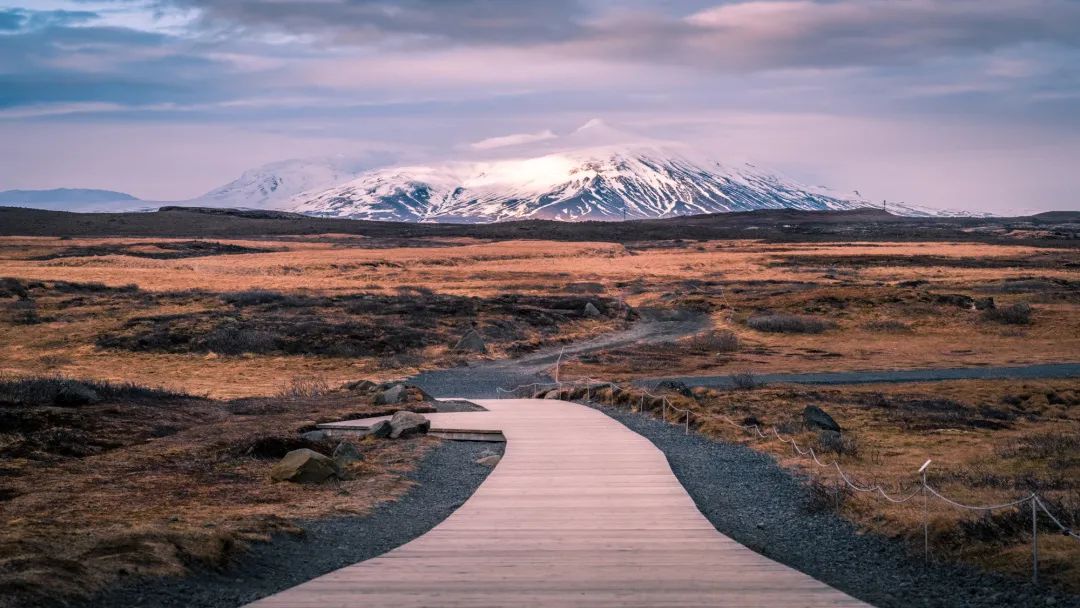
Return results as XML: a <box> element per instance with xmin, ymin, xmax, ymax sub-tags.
<box><xmin>1</xmin><ymin>236</ymin><xmax>1076</xmax><ymax>398</ymax></box>
<box><xmin>570</xmin><ymin>379</ymin><xmax>1080</xmax><ymax>590</ymax></box>
<box><xmin>0</xmin><ymin>234</ymin><xmax>1077</xmax><ymax>596</ymax></box>
<box><xmin>0</xmin><ymin>381</ymin><xmax>436</xmax><ymax>606</ymax></box>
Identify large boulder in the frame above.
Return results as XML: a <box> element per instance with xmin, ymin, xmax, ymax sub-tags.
<box><xmin>583</xmin><ymin>302</ymin><xmax>602</xmax><ymax>317</ymax></box>
<box><xmin>368</xmin><ymin>419</ymin><xmax>393</xmax><ymax>438</ymax></box>
<box><xmin>270</xmin><ymin>449</ymin><xmax>340</xmax><ymax>483</ymax></box>
<box><xmin>374</xmin><ymin>384</ymin><xmax>407</xmax><ymax>405</ymax></box>
<box><xmin>802</xmin><ymin>405</ymin><xmax>841</xmax><ymax>433</ymax></box>
<box><xmin>454</xmin><ymin>330</ymin><xmax>487</xmax><ymax>354</ymax></box>
<box><xmin>332</xmin><ymin>441</ymin><xmax>363</xmax><ymax>467</ymax></box>
<box><xmin>389</xmin><ymin>411</ymin><xmax>431</xmax><ymax>439</ymax></box>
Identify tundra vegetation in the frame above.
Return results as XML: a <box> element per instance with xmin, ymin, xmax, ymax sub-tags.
<box><xmin>0</xmin><ymin>231</ymin><xmax>1077</xmax><ymax>598</ymax></box>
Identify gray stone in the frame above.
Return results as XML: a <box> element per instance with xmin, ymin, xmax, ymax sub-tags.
<box><xmin>454</xmin><ymin>330</ymin><xmax>487</xmax><ymax>354</ymax></box>
<box><xmin>368</xmin><ymin>420</ymin><xmax>393</xmax><ymax>438</ymax></box>
<box><xmin>476</xmin><ymin>454</ymin><xmax>501</xmax><ymax>467</ymax></box>
<box><xmin>301</xmin><ymin>430</ymin><xmax>328</xmax><ymax>442</ymax></box>
<box><xmin>332</xmin><ymin>441</ymin><xmax>363</xmax><ymax>466</ymax></box>
<box><xmin>543</xmin><ymin>389</ymin><xmax>561</xmax><ymax>399</ymax></box>
<box><xmin>374</xmin><ymin>384</ymin><xmax>406</xmax><ymax>405</ymax></box>
<box><xmin>389</xmin><ymin>410</ymin><xmax>431</xmax><ymax>439</ymax></box>
<box><xmin>974</xmin><ymin>297</ymin><xmax>996</xmax><ymax>311</ymax></box>
<box><xmin>270</xmin><ymin>449</ymin><xmax>340</xmax><ymax>483</ymax></box>
<box><xmin>802</xmin><ymin>405</ymin><xmax>841</xmax><ymax>433</ymax></box>
<box><xmin>345</xmin><ymin>379</ymin><xmax>377</xmax><ymax>392</ymax></box>
<box><xmin>583</xmin><ymin>302</ymin><xmax>602</xmax><ymax>317</ymax></box>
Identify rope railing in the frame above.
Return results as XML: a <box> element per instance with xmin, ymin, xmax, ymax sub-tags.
<box><xmin>496</xmin><ymin>376</ymin><xmax>1079</xmax><ymax>584</ymax></box>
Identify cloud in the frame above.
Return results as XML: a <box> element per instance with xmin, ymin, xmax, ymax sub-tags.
<box><xmin>469</xmin><ymin>129</ymin><xmax>557</xmax><ymax>150</ymax></box>
<box><xmin>166</xmin><ymin>0</ymin><xmax>586</xmax><ymax>45</ymax></box>
<box><xmin>571</xmin><ymin>0</ymin><xmax>1080</xmax><ymax>72</ymax></box>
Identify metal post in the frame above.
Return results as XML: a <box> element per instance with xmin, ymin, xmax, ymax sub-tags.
<box><xmin>1032</xmin><ymin>496</ymin><xmax>1039</xmax><ymax>585</ymax></box>
<box><xmin>639</xmin><ymin>394</ymin><xmax>644</xmax><ymax>414</ymax></box>
<box><xmin>919</xmin><ymin>459</ymin><xmax>932</xmax><ymax>562</ymax></box>
<box><xmin>685</xmin><ymin>411</ymin><xmax>690</xmax><ymax>435</ymax></box>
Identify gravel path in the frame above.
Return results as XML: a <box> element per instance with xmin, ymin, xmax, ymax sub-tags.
<box><xmin>591</xmin><ymin>401</ymin><xmax>1080</xmax><ymax>608</ymax></box>
<box><xmin>72</xmin><ymin>440</ymin><xmax>501</xmax><ymax>608</ymax></box>
<box><xmin>412</xmin><ymin>308</ymin><xmax>710</xmax><ymax>398</ymax></box>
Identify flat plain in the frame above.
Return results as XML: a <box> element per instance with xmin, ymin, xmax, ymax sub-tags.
<box><xmin>1</xmin><ymin>208</ymin><xmax>1078</xmax><ymax>603</ymax></box>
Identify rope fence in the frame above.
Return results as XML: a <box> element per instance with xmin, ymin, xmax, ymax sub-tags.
<box><xmin>495</xmin><ymin>376</ymin><xmax>1080</xmax><ymax>585</ymax></box>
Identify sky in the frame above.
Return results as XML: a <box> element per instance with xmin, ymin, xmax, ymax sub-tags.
<box><xmin>1</xmin><ymin>0</ymin><xmax>1079</xmax><ymax>213</ymax></box>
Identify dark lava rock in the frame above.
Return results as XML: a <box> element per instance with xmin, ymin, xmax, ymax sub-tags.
<box><xmin>803</xmin><ymin>405</ymin><xmax>841</xmax><ymax>433</ymax></box>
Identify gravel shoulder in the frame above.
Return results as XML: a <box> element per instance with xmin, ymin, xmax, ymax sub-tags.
<box><xmin>591</xmin><ymin>402</ymin><xmax>1080</xmax><ymax>608</ymax></box>
<box><xmin>71</xmin><ymin>440</ymin><xmax>501</xmax><ymax>608</ymax></box>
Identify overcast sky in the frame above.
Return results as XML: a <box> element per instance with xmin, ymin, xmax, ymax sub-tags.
<box><xmin>1</xmin><ymin>0</ymin><xmax>1079</xmax><ymax>213</ymax></box>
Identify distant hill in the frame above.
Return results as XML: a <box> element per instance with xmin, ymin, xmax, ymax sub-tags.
<box><xmin>0</xmin><ymin>188</ymin><xmax>139</xmax><ymax>205</ymax></box>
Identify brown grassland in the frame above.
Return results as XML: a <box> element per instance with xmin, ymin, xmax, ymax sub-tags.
<box><xmin>0</xmin><ymin>233</ymin><xmax>1078</xmax><ymax>599</ymax></box>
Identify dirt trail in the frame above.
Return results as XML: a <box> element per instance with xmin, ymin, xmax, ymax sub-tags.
<box><xmin>411</xmin><ymin>308</ymin><xmax>710</xmax><ymax>397</ymax></box>
<box><xmin>413</xmin><ymin>310</ymin><xmax>1080</xmax><ymax>397</ymax></box>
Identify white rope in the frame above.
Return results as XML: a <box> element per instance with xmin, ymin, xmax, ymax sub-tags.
<box><xmin>502</xmin><ymin>376</ymin><xmax>1080</xmax><ymax>544</ymax></box>
<box><xmin>1035</xmin><ymin>496</ymin><xmax>1080</xmax><ymax>540</ymax></box>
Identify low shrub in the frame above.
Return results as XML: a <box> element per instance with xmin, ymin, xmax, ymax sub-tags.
<box><xmin>730</xmin><ymin>371</ymin><xmax>762</xmax><ymax>390</ymax></box>
<box><xmin>0</xmin><ymin>375</ymin><xmax>180</xmax><ymax>407</ymax></box>
<box><xmin>803</xmin><ymin>478</ymin><xmax>852</xmax><ymax>513</ymax></box>
<box><xmin>814</xmin><ymin>430</ymin><xmax>859</xmax><ymax>457</ymax></box>
<box><xmin>863</xmin><ymin>319</ymin><xmax>912</xmax><ymax>333</ymax></box>
<box><xmin>9</xmin><ymin>299</ymin><xmax>40</xmax><ymax>325</ymax></box>
<box><xmin>685</xmin><ymin>330</ymin><xmax>740</xmax><ymax>353</ymax></box>
<box><xmin>982</xmin><ymin>302</ymin><xmax>1033</xmax><ymax>325</ymax></box>
<box><xmin>276</xmin><ymin>376</ymin><xmax>332</xmax><ymax>400</ymax></box>
<box><xmin>747</xmin><ymin>314</ymin><xmax>835</xmax><ymax>334</ymax></box>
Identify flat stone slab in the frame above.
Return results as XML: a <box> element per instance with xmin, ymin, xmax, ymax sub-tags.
<box><xmin>251</xmin><ymin>398</ymin><xmax>868</xmax><ymax>607</ymax></box>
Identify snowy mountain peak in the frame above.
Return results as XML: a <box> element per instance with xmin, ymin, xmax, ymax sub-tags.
<box><xmin>288</xmin><ymin>144</ymin><xmax>925</xmax><ymax>223</ymax></box>
<box><xmin>190</xmin><ymin>157</ymin><xmax>366</xmax><ymax>209</ymax></box>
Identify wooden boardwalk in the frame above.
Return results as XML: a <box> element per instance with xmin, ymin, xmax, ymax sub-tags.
<box><xmin>251</xmin><ymin>399</ymin><xmax>869</xmax><ymax>607</ymax></box>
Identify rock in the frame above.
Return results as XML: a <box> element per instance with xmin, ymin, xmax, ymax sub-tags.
<box><xmin>654</xmin><ymin>379</ymin><xmax>692</xmax><ymax>397</ymax></box>
<box><xmin>374</xmin><ymin>384</ymin><xmax>406</xmax><ymax>405</ymax></box>
<box><xmin>802</xmin><ymin>405</ymin><xmax>841</xmax><ymax>433</ymax></box>
<box><xmin>301</xmin><ymin>430</ymin><xmax>328</xmax><ymax>442</ymax></box>
<box><xmin>543</xmin><ymin>389</ymin><xmax>561</xmax><ymax>399</ymax></box>
<box><xmin>974</xmin><ymin>297</ymin><xmax>996</xmax><ymax>311</ymax></box>
<box><xmin>270</xmin><ymin>449</ymin><xmax>340</xmax><ymax>483</ymax></box>
<box><xmin>388</xmin><ymin>411</ymin><xmax>431</xmax><ymax>439</ymax></box>
<box><xmin>368</xmin><ymin>419</ymin><xmax>393</xmax><ymax>438</ymax></box>
<box><xmin>454</xmin><ymin>330</ymin><xmax>487</xmax><ymax>354</ymax></box>
<box><xmin>332</xmin><ymin>441</ymin><xmax>363</xmax><ymax>466</ymax></box>
<box><xmin>345</xmin><ymin>379</ymin><xmax>376</xmax><ymax>392</ymax></box>
<box><xmin>476</xmin><ymin>454</ymin><xmax>501</xmax><ymax>467</ymax></box>
<box><xmin>583</xmin><ymin>302</ymin><xmax>602</xmax><ymax>317</ymax></box>
<box><xmin>54</xmin><ymin>381</ymin><xmax>100</xmax><ymax>407</ymax></box>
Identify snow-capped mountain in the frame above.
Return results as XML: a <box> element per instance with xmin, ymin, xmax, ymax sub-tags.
<box><xmin>288</xmin><ymin>122</ymin><xmax>939</xmax><ymax>222</ymax></box>
<box><xmin>0</xmin><ymin>188</ymin><xmax>152</xmax><ymax>212</ymax></box>
<box><xmin>189</xmin><ymin>157</ymin><xmax>366</xmax><ymax>209</ymax></box>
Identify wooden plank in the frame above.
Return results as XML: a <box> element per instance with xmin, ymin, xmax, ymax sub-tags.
<box><xmin>249</xmin><ymin>398</ymin><xmax>869</xmax><ymax>607</ymax></box>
